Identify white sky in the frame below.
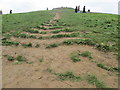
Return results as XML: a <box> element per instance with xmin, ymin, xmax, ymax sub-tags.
<box><xmin>0</xmin><ymin>0</ymin><xmax>119</xmax><ymax>14</ymax></box>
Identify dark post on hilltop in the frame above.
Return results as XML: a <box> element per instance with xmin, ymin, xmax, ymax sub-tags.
<box><xmin>83</xmin><ymin>6</ymin><xmax>86</xmax><ymax>13</ymax></box>
<box><xmin>88</xmin><ymin>9</ymin><xmax>90</xmax><ymax>13</ymax></box>
<box><xmin>0</xmin><ymin>10</ymin><xmax>2</xmax><ymax>15</ymax></box>
<box><xmin>10</xmin><ymin>10</ymin><xmax>12</xmax><ymax>14</ymax></box>
<box><xmin>75</xmin><ymin>6</ymin><xmax>78</xmax><ymax>13</ymax></box>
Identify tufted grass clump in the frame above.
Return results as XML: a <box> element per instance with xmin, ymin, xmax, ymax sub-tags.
<box><xmin>49</xmin><ymin>26</ymin><xmax>63</xmax><ymax>29</ymax></box>
<box><xmin>86</xmin><ymin>75</ymin><xmax>107</xmax><ymax>88</ymax></box>
<box><xmin>80</xmin><ymin>51</ymin><xmax>93</xmax><ymax>59</ymax></box>
<box><xmin>38</xmin><ymin>57</ymin><xmax>44</xmax><ymax>62</ymax></box>
<box><xmin>21</xmin><ymin>43</ymin><xmax>32</xmax><ymax>48</ymax></box>
<box><xmin>70</xmin><ymin>52</ymin><xmax>81</xmax><ymax>62</ymax></box>
<box><xmin>4</xmin><ymin>55</ymin><xmax>27</xmax><ymax>64</ymax></box>
<box><xmin>35</xmin><ymin>44</ymin><xmax>40</xmax><ymax>48</ymax></box>
<box><xmin>97</xmin><ymin>63</ymin><xmax>120</xmax><ymax>72</ymax></box>
<box><xmin>50</xmin><ymin>28</ymin><xmax>75</xmax><ymax>34</ymax></box>
<box><xmin>47</xmin><ymin>69</ymin><xmax>81</xmax><ymax>81</ymax></box>
<box><xmin>11</xmin><ymin>32</ymin><xmax>37</xmax><ymax>39</ymax></box>
<box><xmin>39</xmin><ymin>31</ymin><xmax>47</xmax><ymax>34</ymax></box>
<box><xmin>62</xmin><ymin>28</ymin><xmax>75</xmax><ymax>32</ymax></box>
<box><xmin>2</xmin><ymin>40</ymin><xmax>19</xmax><ymax>46</ymax></box>
<box><xmin>55</xmin><ymin>72</ymin><xmax>81</xmax><ymax>81</ymax></box>
<box><xmin>91</xmin><ymin>60</ymin><xmax>120</xmax><ymax>72</ymax></box>
<box><xmin>36</xmin><ymin>26</ymin><xmax>47</xmax><ymax>30</ymax></box>
<box><xmin>7</xmin><ymin>56</ymin><xmax>15</xmax><ymax>61</ymax></box>
<box><xmin>96</xmin><ymin>43</ymin><xmax>112</xmax><ymax>52</ymax></box>
<box><xmin>63</xmin><ymin>39</ymin><xmax>96</xmax><ymax>46</ymax></box>
<box><xmin>46</xmin><ymin>43</ymin><xmax>59</xmax><ymax>48</ymax></box>
<box><xmin>24</xmin><ymin>29</ymin><xmax>39</xmax><ymax>33</ymax></box>
<box><xmin>51</xmin><ymin>32</ymin><xmax>80</xmax><ymax>38</ymax></box>
<box><xmin>16</xmin><ymin>55</ymin><xmax>26</xmax><ymax>62</ymax></box>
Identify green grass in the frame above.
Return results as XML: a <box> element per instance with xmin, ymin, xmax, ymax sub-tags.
<box><xmin>62</xmin><ymin>39</ymin><xmax>116</xmax><ymax>52</ymax></box>
<box><xmin>91</xmin><ymin>60</ymin><xmax>120</xmax><ymax>72</ymax></box>
<box><xmin>50</xmin><ymin>32</ymin><xmax>80</xmax><ymax>38</ymax></box>
<box><xmin>80</xmin><ymin>51</ymin><xmax>93</xmax><ymax>59</ymax></box>
<box><xmin>21</xmin><ymin>43</ymin><xmax>32</xmax><ymax>48</ymax></box>
<box><xmin>47</xmin><ymin>68</ymin><xmax>108</xmax><ymax>88</ymax></box>
<box><xmin>35</xmin><ymin>26</ymin><xmax>47</xmax><ymax>30</ymax></box>
<box><xmin>14</xmin><ymin>55</ymin><xmax>26</xmax><ymax>64</ymax></box>
<box><xmin>49</xmin><ymin>26</ymin><xmax>63</xmax><ymax>29</ymax></box>
<box><xmin>63</xmin><ymin>39</ymin><xmax>96</xmax><ymax>46</ymax></box>
<box><xmin>27</xmin><ymin>61</ymin><xmax>34</xmax><ymax>64</ymax></box>
<box><xmin>2</xmin><ymin>10</ymin><xmax>53</xmax><ymax>33</ymax></box>
<box><xmin>14</xmin><ymin>61</ymin><xmax>23</xmax><ymax>64</ymax></box>
<box><xmin>4</xmin><ymin>55</ymin><xmax>26</xmax><ymax>64</ymax></box>
<box><xmin>41</xmin><ymin>23</ymin><xmax>53</xmax><ymax>26</ymax></box>
<box><xmin>16</xmin><ymin>55</ymin><xmax>26</xmax><ymax>62</ymax></box>
<box><xmin>50</xmin><ymin>28</ymin><xmax>77</xmax><ymax>34</ymax></box>
<box><xmin>96</xmin><ymin>43</ymin><xmax>114</xmax><ymax>52</ymax></box>
<box><xmin>70</xmin><ymin>51</ymin><xmax>93</xmax><ymax>62</ymax></box>
<box><xmin>35</xmin><ymin>44</ymin><xmax>40</xmax><ymax>48</ymax></box>
<box><xmin>70</xmin><ymin>52</ymin><xmax>81</xmax><ymax>62</ymax></box>
<box><xmin>62</xmin><ymin>28</ymin><xmax>76</xmax><ymax>32</ymax></box>
<box><xmin>57</xmin><ymin>9</ymin><xmax>118</xmax><ymax>52</ymax></box>
<box><xmin>7</xmin><ymin>56</ymin><xmax>15</xmax><ymax>61</ymax></box>
<box><xmin>38</xmin><ymin>57</ymin><xmax>44</xmax><ymax>62</ymax></box>
<box><xmin>97</xmin><ymin>63</ymin><xmax>112</xmax><ymax>71</ymax></box>
<box><xmin>39</xmin><ymin>31</ymin><xmax>47</xmax><ymax>34</ymax></box>
<box><xmin>112</xmin><ymin>67</ymin><xmax>120</xmax><ymax>72</ymax></box>
<box><xmin>17</xmin><ymin>33</ymin><xmax>30</xmax><ymax>38</ymax></box>
<box><xmin>86</xmin><ymin>75</ymin><xmax>107</xmax><ymax>88</ymax></box>
<box><xmin>47</xmin><ymin>68</ymin><xmax>52</xmax><ymax>73</ymax></box>
<box><xmin>0</xmin><ymin>15</ymin><xmax>2</xmax><ymax>35</ymax></box>
<box><xmin>46</xmin><ymin>43</ymin><xmax>59</xmax><ymax>48</ymax></box>
<box><xmin>2</xmin><ymin>8</ymin><xmax>118</xmax><ymax>52</ymax></box>
<box><xmin>47</xmin><ymin>67</ymin><xmax>109</xmax><ymax>88</ymax></box>
<box><xmin>46</xmin><ymin>38</ymin><xmax>116</xmax><ymax>52</ymax></box>
<box><xmin>47</xmin><ymin>69</ymin><xmax>81</xmax><ymax>81</ymax></box>
<box><xmin>2</xmin><ymin>40</ymin><xmax>19</xmax><ymax>46</ymax></box>
<box><xmin>10</xmin><ymin>32</ymin><xmax>37</xmax><ymax>39</ymax></box>
<box><xmin>24</xmin><ymin>29</ymin><xmax>39</xmax><ymax>33</ymax></box>
<box><xmin>55</xmin><ymin>72</ymin><xmax>81</xmax><ymax>81</ymax></box>
<box><xmin>38</xmin><ymin>36</ymin><xmax>44</xmax><ymax>39</ymax></box>
<box><xmin>97</xmin><ymin>63</ymin><xmax>120</xmax><ymax>72</ymax></box>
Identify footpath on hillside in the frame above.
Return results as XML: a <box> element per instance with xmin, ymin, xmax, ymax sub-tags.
<box><xmin>2</xmin><ymin>12</ymin><xmax>118</xmax><ymax>88</ymax></box>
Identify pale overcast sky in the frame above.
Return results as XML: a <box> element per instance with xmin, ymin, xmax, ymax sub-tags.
<box><xmin>0</xmin><ymin>0</ymin><xmax>119</xmax><ymax>14</ymax></box>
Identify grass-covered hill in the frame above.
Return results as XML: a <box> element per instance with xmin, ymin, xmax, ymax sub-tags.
<box><xmin>2</xmin><ymin>8</ymin><xmax>118</xmax><ymax>52</ymax></box>
<box><xmin>2</xmin><ymin>8</ymin><xmax>119</xmax><ymax>88</ymax></box>
<box><xmin>2</xmin><ymin>10</ymin><xmax>54</xmax><ymax>33</ymax></box>
<box><xmin>56</xmin><ymin>8</ymin><xmax>119</xmax><ymax>51</ymax></box>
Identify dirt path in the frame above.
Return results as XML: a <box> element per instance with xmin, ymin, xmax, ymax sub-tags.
<box><xmin>50</xmin><ymin>13</ymin><xmax>60</xmax><ymax>23</ymax></box>
<box><xmin>2</xmin><ymin>12</ymin><xmax>118</xmax><ymax>88</ymax></box>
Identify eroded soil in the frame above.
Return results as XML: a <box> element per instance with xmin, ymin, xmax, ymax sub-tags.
<box><xmin>2</xmin><ymin>12</ymin><xmax>118</xmax><ymax>88</ymax></box>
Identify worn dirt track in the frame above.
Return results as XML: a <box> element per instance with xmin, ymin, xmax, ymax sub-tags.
<box><xmin>2</xmin><ymin>12</ymin><xmax>118</xmax><ymax>88</ymax></box>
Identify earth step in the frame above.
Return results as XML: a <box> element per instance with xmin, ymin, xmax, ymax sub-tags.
<box><xmin>21</xmin><ymin>32</ymin><xmax>78</xmax><ymax>37</ymax></box>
